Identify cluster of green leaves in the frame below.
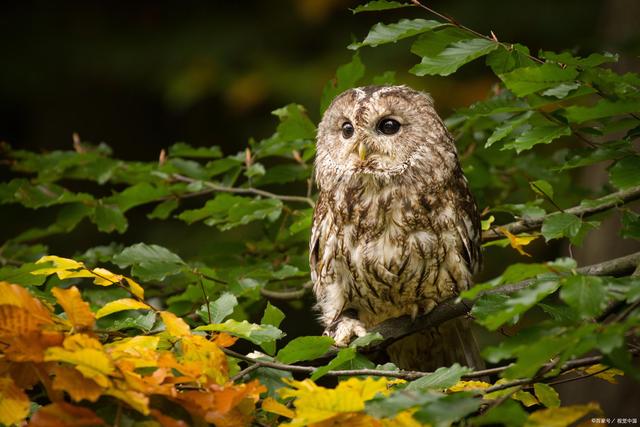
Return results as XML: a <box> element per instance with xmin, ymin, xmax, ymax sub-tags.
<box><xmin>1</xmin><ymin>0</ymin><xmax>640</xmax><ymax>425</ymax></box>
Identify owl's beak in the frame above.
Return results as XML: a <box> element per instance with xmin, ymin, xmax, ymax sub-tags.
<box><xmin>358</xmin><ymin>141</ymin><xmax>367</xmax><ymax>161</ymax></box>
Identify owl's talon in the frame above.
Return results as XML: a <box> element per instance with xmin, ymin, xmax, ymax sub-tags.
<box><xmin>325</xmin><ymin>317</ymin><xmax>367</xmax><ymax>347</ymax></box>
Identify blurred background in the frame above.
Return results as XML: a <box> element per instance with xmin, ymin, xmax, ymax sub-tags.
<box><xmin>1</xmin><ymin>0</ymin><xmax>639</xmax><ymax>416</ymax></box>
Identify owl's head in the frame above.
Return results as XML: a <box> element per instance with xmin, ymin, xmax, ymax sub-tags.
<box><xmin>315</xmin><ymin>85</ymin><xmax>454</xmax><ymax>190</ymax></box>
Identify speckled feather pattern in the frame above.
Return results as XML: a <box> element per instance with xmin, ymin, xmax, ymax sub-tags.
<box><xmin>310</xmin><ymin>85</ymin><xmax>482</xmax><ymax>370</ymax></box>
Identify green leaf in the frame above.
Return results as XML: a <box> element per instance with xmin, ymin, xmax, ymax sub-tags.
<box><xmin>530</xmin><ymin>180</ymin><xmax>554</xmax><ymax>200</ymax></box>
<box><xmin>533</xmin><ymin>383</ymin><xmax>561</xmax><ymax>408</ymax></box>
<box><xmin>472</xmin><ymin>399</ymin><xmax>527</xmax><ymax>427</ymax></box>
<box><xmin>196</xmin><ymin>319</ymin><xmax>284</xmax><ymax>345</ymax></box>
<box><xmin>0</xmin><ymin>263</ymin><xmax>49</xmax><ymax>286</ymax></box>
<box><xmin>147</xmin><ymin>199</ymin><xmax>179</xmax><ymax>220</ymax></box>
<box><xmin>198</xmin><ymin>292</ymin><xmax>238</xmax><ymax>324</ymax></box>
<box><xmin>320</xmin><ymin>54</ymin><xmax>365</xmax><ymax>113</ymax></box>
<box><xmin>485</xmin><ymin>111</ymin><xmax>534</xmax><ymax>148</ymax></box>
<box><xmin>98</xmin><ymin>311</ymin><xmax>156</xmax><ymax>333</ymax></box>
<box><xmin>178</xmin><ymin>194</ymin><xmax>283</xmax><ymax>230</ymax></box>
<box><xmin>366</xmin><ymin>389</ymin><xmax>441</xmax><ymax>419</ymax></box>
<box><xmin>349</xmin><ymin>19</ymin><xmax>444</xmax><ymax>49</ymax></box>
<box><xmin>310</xmin><ymin>347</ymin><xmax>357</xmax><ymax>380</ymax></box>
<box><xmin>275</xmin><ymin>336</ymin><xmax>333</xmax><ymax>364</ymax></box>
<box><xmin>609</xmin><ymin>156</ymin><xmax>640</xmax><ymax>190</ymax></box>
<box><xmin>541</xmin><ymin>82</ymin><xmax>580</xmax><ymax>98</ymax></box>
<box><xmin>560</xmin><ymin>276</ymin><xmax>607</xmax><ymax>319</ymax></box>
<box><xmin>107</xmin><ymin>182</ymin><xmax>171</xmax><ymax>212</ymax></box>
<box><xmin>503</xmin><ymin>335</ymin><xmax>572</xmax><ymax>378</ymax></box>
<box><xmin>621</xmin><ymin>210</ymin><xmax>640</xmax><ymax>240</ymax></box>
<box><xmin>349</xmin><ymin>332</ymin><xmax>384</xmax><ymax>348</ymax></box>
<box><xmin>254</xmin><ymin>164</ymin><xmax>309</xmax><ymax>186</ymax></box>
<box><xmin>112</xmin><ymin>243</ymin><xmax>185</xmax><ymax>281</ymax></box>
<box><xmin>413</xmin><ymin>392</ymin><xmax>482</xmax><ymax>427</ymax></box>
<box><xmin>168</xmin><ymin>142</ymin><xmax>222</xmax><ymax>159</ymax></box>
<box><xmin>411</xmin><ymin>27</ymin><xmax>472</xmax><ymax>57</ymax></box>
<box><xmin>565</xmin><ymin>99</ymin><xmax>640</xmax><ymax>123</ymax></box>
<box><xmin>473</xmin><ymin>281</ymin><xmax>560</xmax><ymax>330</ymax></box>
<box><xmin>371</xmin><ymin>71</ymin><xmax>396</xmax><ymax>85</ymax></box>
<box><xmin>541</xmin><ymin>212</ymin><xmax>581</xmax><ymax>242</ymax></box>
<box><xmin>499</xmin><ymin>64</ymin><xmax>578</xmax><ymax>97</ymax></box>
<box><xmin>411</xmin><ymin>38</ymin><xmax>498</xmax><ymax>76</ymax></box>
<box><xmin>260</xmin><ymin>302</ymin><xmax>286</xmax><ymax>355</ymax></box>
<box><xmin>272</xmin><ymin>104</ymin><xmax>316</xmax><ymax>141</ymax></box>
<box><xmin>406</xmin><ymin>363</ymin><xmax>472</xmax><ymax>391</ymax></box>
<box><xmin>502</xmin><ymin>123</ymin><xmax>571</xmax><ymax>153</ymax></box>
<box><xmin>540</xmin><ymin>51</ymin><xmax>618</xmax><ymax>68</ymax></box>
<box><xmin>351</xmin><ymin>0</ymin><xmax>412</xmax><ymax>14</ymax></box>
<box><xmin>93</xmin><ymin>203</ymin><xmax>128</xmax><ymax>233</ymax></box>
<box><xmin>485</xmin><ymin>44</ymin><xmax>536</xmax><ymax>74</ymax></box>
<box><xmin>2</xmin><ymin>179</ymin><xmax>93</xmax><ymax>208</ymax></box>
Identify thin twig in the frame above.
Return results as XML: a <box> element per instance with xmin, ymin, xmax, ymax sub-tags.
<box><xmin>171</xmin><ymin>173</ymin><xmax>315</xmax><ymax>207</ymax></box>
<box><xmin>483</xmin><ymin>185</ymin><xmax>640</xmax><ymax>242</ymax></box>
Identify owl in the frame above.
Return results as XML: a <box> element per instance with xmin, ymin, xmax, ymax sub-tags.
<box><xmin>310</xmin><ymin>85</ymin><xmax>483</xmax><ymax>371</ymax></box>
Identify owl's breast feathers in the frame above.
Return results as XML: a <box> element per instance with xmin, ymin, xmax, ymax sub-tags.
<box><xmin>310</xmin><ymin>172</ymin><xmax>480</xmax><ymax>326</ymax></box>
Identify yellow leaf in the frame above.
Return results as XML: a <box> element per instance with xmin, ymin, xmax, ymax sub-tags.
<box><xmin>262</xmin><ymin>397</ymin><xmax>295</xmax><ymax>419</ymax></box>
<box><xmin>382</xmin><ymin>410</ymin><xmax>426</xmax><ymax>427</ymax></box>
<box><xmin>178</xmin><ymin>335</ymin><xmax>228</xmax><ymax>385</ymax></box>
<box><xmin>448</xmin><ymin>380</ymin><xmax>491</xmax><ymax>392</ymax></box>
<box><xmin>525</xmin><ymin>402</ymin><xmax>601</xmax><ymax>427</ymax></box>
<box><xmin>160</xmin><ymin>311</ymin><xmax>190</xmax><ymax>337</ymax></box>
<box><xmin>0</xmin><ymin>377</ymin><xmax>30</xmax><ymax>426</ymax></box>
<box><xmin>105</xmin><ymin>386</ymin><xmax>150</xmax><ymax>415</ymax></box>
<box><xmin>95</xmin><ymin>298</ymin><xmax>151</xmax><ymax>319</ymax></box>
<box><xmin>44</xmin><ymin>334</ymin><xmax>114</xmax><ymax>388</ymax></box>
<box><xmin>584</xmin><ymin>364</ymin><xmax>624</xmax><ymax>384</ymax></box>
<box><xmin>514</xmin><ymin>390</ymin><xmax>539</xmax><ymax>407</ymax></box>
<box><xmin>497</xmin><ymin>226</ymin><xmax>538</xmax><ymax>257</ymax></box>
<box><xmin>56</xmin><ymin>269</ymin><xmax>96</xmax><ymax>280</ymax></box>
<box><xmin>52</xmin><ymin>365</ymin><xmax>103</xmax><ymax>402</ymax></box>
<box><xmin>125</xmin><ymin>277</ymin><xmax>145</xmax><ymax>299</ymax></box>
<box><xmin>52</xmin><ymin>286</ymin><xmax>95</xmax><ymax>330</ymax></box>
<box><xmin>106</xmin><ymin>336</ymin><xmax>160</xmax><ymax>369</ymax></box>
<box><xmin>279</xmin><ymin>377</ymin><xmax>395</xmax><ymax>427</ymax></box>
<box><xmin>91</xmin><ymin>267</ymin><xmax>123</xmax><ymax>286</ymax></box>
<box><xmin>33</xmin><ymin>255</ymin><xmax>84</xmax><ymax>275</ymax></box>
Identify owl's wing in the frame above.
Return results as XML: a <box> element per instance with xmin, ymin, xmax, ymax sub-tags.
<box><xmin>309</xmin><ymin>192</ymin><xmax>328</xmax><ymax>286</ymax></box>
<box><xmin>452</xmin><ymin>169</ymin><xmax>482</xmax><ymax>275</ymax></box>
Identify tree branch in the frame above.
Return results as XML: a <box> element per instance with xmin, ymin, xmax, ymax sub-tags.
<box><xmin>171</xmin><ymin>173</ymin><xmax>316</xmax><ymax>207</ymax></box>
<box><xmin>483</xmin><ymin>185</ymin><xmax>640</xmax><ymax>242</ymax></box>
<box><xmin>367</xmin><ymin>251</ymin><xmax>640</xmax><ymax>349</ymax></box>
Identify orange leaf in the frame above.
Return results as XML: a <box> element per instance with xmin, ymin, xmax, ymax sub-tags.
<box><xmin>52</xmin><ymin>287</ymin><xmax>95</xmax><ymax>330</ymax></box>
<box><xmin>0</xmin><ymin>376</ymin><xmax>30</xmax><ymax>426</ymax></box>
<box><xmin>0</xmin><ymin>282</ymin><xmax>55</xmax><ymax>328</ymax></box>
<box><xmin>0</xmin><ymin>361</ymin><xmax>41</xmax><ymax>389</ymax></box>
<box><xmin>52</xmin><ymin>365</ymin><xmax>103</xmax><ymax>403</ymax></box>
<box><xmin>150</xmin><ymin>410</ymin><xmax>189</xmax><ymax>427</ymax></box>
<box><xmin>213</xmin><ymin>333</ymin><xmax>238</xmax><ymax>348</ymax></box>
<box><xmin>2</xmin><ymin>330</ymin><xmax>65</xmax><ymax>362</ymax></box>
<box><xmin>28</xmin><ymin>402</ymin><xmax>105</xmax><ymax>427</ymax></box>
<box><xmin>160</xmin><ymin>311</ymin><xmax>191</xmax><ymax>337</ymax></box>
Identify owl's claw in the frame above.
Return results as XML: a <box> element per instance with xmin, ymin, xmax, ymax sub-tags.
<box><xmin>324</xmin><ymin>317</ymin><xmax>367</xmax><ymax>347</ymax></box>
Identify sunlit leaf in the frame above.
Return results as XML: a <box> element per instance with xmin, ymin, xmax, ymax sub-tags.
<box><xmin>160</xmin><ymin>311</ymin><xmax>190</xmax><ymax>337</ymax></box>
<box><xmin>95</xmin><ymin>298</ymin><xmax>151</xmax><ymax>319</ymax></box>
<box><xmin>0</xmin><ymin>377</ymin><xmax>30</xmax><ymax>426</ymax></box>
<box><xmin>52</xmin><ymin>286</ymin><xmax>95</xmax><ymax>330</ymax></box>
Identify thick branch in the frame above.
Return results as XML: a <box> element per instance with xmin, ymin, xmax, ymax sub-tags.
<box><xmin>368</xmin><ymin>251</ymin><xmax>640</xmax><ymax>349</ymax></box>
<box><xmin>483</xmin><ymin>185</ymin><xmax>640</xmax><ymax>242</ymax></box>
<box><xmin>171</xmin><ymin>173</ymin><xmax>315</xmax><ymax>207</ymax></box>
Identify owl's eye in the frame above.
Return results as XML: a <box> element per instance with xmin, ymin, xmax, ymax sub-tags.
<box><xmin>377</xmin><ymin>118</ymin><xmax>401</xmax><ymax>135</ymax></box>
<box><xmin>341</xmin><ymin>122</ymin><xmax>354</xmax><ymax>139</ymax></box>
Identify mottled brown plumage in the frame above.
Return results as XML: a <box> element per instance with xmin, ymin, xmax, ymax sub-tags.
<box><xmin>310</xmin><ymin>85</ymin><xmax>483</xmax><ymax>371</ymax></box>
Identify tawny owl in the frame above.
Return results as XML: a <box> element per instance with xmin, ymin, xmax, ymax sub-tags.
<box><xmin>310</xmin><ymin>85</ymin><xmax>483</xmax><ymax>371</ymax></box>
